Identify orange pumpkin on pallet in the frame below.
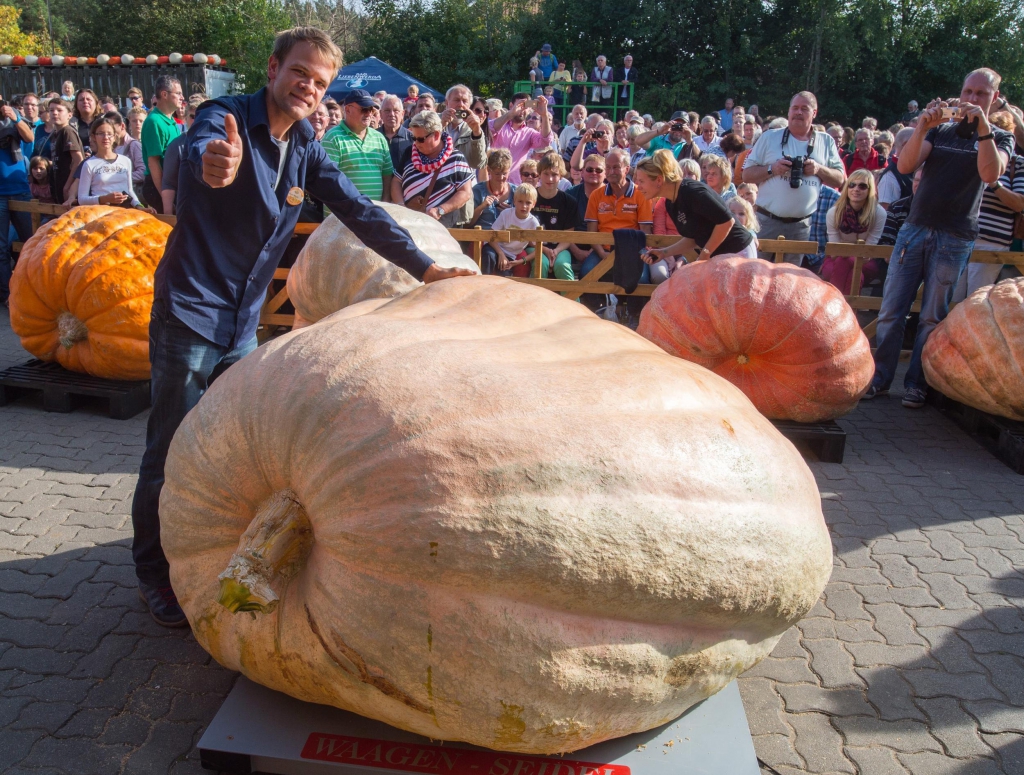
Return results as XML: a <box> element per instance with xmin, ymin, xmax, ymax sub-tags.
<box><xmin>922</xmin><ymin>277</ymin><xmax>1024</xmax><ymax>421</ymax></box>
<box><xmin>638</xmin><ymin>257</ymin><xmax>874</xmax><ymax>422</ymax></box>
<box><xmin>9</xmin><ymin>206</ymin><xmax>171</xmax><ymax>380</ymax></box>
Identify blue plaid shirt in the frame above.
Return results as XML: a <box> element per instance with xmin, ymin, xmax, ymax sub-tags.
<box><xmin>806</xmin><ymin>185</ymin><xmax>840</xmax><ymax>270</ymax></box>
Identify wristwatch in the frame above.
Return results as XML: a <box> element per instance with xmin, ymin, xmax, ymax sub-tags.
<box><xmin>991</xmin><ymin>181</ymin><xmax>1003</xmax><ymax>191</ymax></box>
<box><xmin>437</xmin><ymin>205</ymin><xmax>446</xmax><ymax>216</ymax></box>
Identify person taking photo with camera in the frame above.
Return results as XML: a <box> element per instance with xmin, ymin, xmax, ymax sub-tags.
<box><xmin>489</xmin><ymin>92</ymin><xmax>552</xmax><ymax>184</ymax></box>
<box><xmin>865</xmin><ymin>68</ymin><xmax>1014</xmax><ymax>409</ymax></box>
<box><xmin>633</xmin><ymin>111</ymin><xmax>701</xmax><ymax>161</ymax></box>
<box><xmin>741</xmin><ymin>91</ymin><xmax>846</xmax><ymax>264</ymax></box>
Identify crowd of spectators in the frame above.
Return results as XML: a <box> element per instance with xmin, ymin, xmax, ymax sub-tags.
<box><xmin>0</xmin><ymin>61</ymin><xmax>1021</xmax><ymax>409</ymax></box>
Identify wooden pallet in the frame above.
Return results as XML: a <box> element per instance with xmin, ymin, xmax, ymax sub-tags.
<box><xmin>771</xmin><ymin>418</ymin><xmax>847</xmax><ymax>463</ymax></box>
<box><xmin>927</xmin><ymin>391</ymin><xmax>1024</xmax><ymax>475</ymax></box>
<box><xmin>0</xmin><ymin>359</ymin><xmax>150</xmax><ymax>420</ymax></box>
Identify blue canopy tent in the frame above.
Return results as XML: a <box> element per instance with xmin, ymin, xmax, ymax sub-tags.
<box><xmin>326</xmin><ymin>57</ymin><xmax>443</xmax><ymax>103</ymax></box>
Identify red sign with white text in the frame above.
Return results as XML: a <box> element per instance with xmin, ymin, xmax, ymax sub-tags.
<box><xmin>300</xmin><ymin>734</ymin><xmax>631</xmax><ymax>775</ymax></box>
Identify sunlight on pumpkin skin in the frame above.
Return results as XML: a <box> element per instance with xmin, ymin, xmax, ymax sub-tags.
<box><xmin>160</xmin><ymin>276</ymin><xmax>832</xmax><ymax>754</ymax></box>
<box><xmin>638</xmin><ymin>257</ymin><xmax>874</xmax><ymax>422</ymax></box>
<box><xmin>922</xmin><ymin>277</ymin><xmax>1024</xmax><ymax>420</ymax></box>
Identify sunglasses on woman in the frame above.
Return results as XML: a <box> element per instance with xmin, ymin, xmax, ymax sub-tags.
<box><xmin>848</xmin><ymin>182</ymin><xmax>870</xmax><ymax>190</ymax></box>
<box><xmin>520</xmin><ymin>172</ymin><xmax>539</xmax><ymax>179</ymax></box>
<box><xmin>411</xmin><ymin>134</ymin><xmax>433</xmax><ymax>144</ymax></box>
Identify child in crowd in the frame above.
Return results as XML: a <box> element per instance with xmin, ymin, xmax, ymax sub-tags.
<box><xmin>489</xmin><ymin>184</ymin><xmax>541</xmax><ymax>275</ymax></box>
<box><xmin>29</xmin><ymin>157</ymin><xmax>55</xmax><ymax>203</ymax></box>
<box><xmin>728</xmin><ymin>196</ymin><xmax>760</xmax><ymax>251</ymax></box>
<box><xmin>736</xmin><ymin>182</ymin><xmax>758</xmax><ymax>206</ymax></box>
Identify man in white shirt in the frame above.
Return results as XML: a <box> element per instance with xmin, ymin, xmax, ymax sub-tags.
<box><xmin>694</xmin><ymin>116</ymin><xmax>724</xmax><ymax>156</ymax></box>
<box><xmin>742</xmin><ymin>90</ymin><xmax>847</xmax><ymax>263</ymax></box>
<box><xmin>560</xmin><ymin>104</ymin><xmax>587</xmax><ymax>151</ymax></box>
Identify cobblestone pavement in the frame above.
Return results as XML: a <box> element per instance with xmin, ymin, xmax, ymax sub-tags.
<box><xmin>1</xmin><ymin>309</ymin><xmax>1023</xmax><ymax>774</ymax></box>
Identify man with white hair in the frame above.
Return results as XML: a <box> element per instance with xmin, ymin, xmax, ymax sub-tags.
<box><xmin>440</xmin><ymin>84</ymin><xmax>486</xmax><ymax>170</ymax></box>
<box><xmin>741</xmin><ymin>90</ymin><xmax>847</xmax><ymax>264</ymax></box>
<box><xmin>866</xmin><ymin>67</ymin><xmax>1015</xmax><ymax>408</ymax></box>
<box><xmin>379</xmin><ymin>95</ymin><xmax>412</xmax><ymax>172</ymax></box>
<box><xmin>591</xmin><ymin>55</ymin><xmax>613</xmax><ymax>106</ymax></box>
<box><xmin>876</xmin><ymin>127</ymin><xmax>915</xmax><ymax>208</ymax></box>
<box><xmin>901</xmin><ymin>100</ymin><xmax>921</xmax><ymax>123</ymax></box>
<box><xmin>694</xmin><ymin>116</ymin><xmax>724</xmax><ymax>156</ymax></box>
<box><xmin>560</xmin><ymin>103</ymin><xmax>588</xmax><ymax>152</ymax></box>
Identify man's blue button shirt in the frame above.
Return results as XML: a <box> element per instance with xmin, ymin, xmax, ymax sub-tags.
<box><xmin>155</xmin><ymin>87</ymin><xmax>435</xmax><ymax>349</ymax></box>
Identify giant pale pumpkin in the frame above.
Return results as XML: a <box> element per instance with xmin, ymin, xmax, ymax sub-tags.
<box><xmin>161</xmin><ymin>276</ymin><xmax>832</xmax><ymax>754</ymax></box>
<box><xmin>923</xmin><ymin>277</ymin><xmax>1024</xmax><ymax>420</ymax></box>
<box><xmin>10</xmin><ymin>206</ymin><xmax>171</xmax><ymax>380</ymax></box>
<box><xmin>638</xmin><ymin>258</ymin><xmax>873</xmax><ymax>422</ymax></box>
<box><xmin>287</xmin><ymin>203</ymin><xmax>478</xmax><ymax>326</ymax></box>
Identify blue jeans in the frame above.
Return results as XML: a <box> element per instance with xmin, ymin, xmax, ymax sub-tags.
<box><xmin>872</xmin><ymin>224</ymin><xmax>973</xmax><ymax>391</ymax></box>
<box><xmin>0</xmin><ymin>193</ymin><xmax>33</xmax><ymax>302</ymax></box>
<box><xmin>480</xmin><ymin>245</ymin><xmax>512</xmax><ymax>277</ymax></box>
<box><xmin>131</xmin><ymin>299</ymin><xmax>257</xmax><ymax>586</ymax></box>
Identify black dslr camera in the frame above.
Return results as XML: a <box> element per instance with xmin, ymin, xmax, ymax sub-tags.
<box><xmin>784</xmin><ymin>154</ymin><xmax>804</xmax><ymax>188</ymax></box>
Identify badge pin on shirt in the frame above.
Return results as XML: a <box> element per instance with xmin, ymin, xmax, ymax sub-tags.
<box><xmin>286</xmin><ymin>187</ymin><xmax>304</xmax><ymax>206</ymax></box>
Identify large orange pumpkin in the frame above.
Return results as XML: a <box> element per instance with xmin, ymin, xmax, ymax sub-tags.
<box><xmin>922</xmin><ymin>277</ymin><xmax>1024</xmax><ymax>420</ymax></box>
<box><xmin>638</xmin><ymin>257</ymin><xmax>873</xmax><ymax>422</ymax></box>
<box><xmin>160</xmin><ymin>276</ymin><xmax>833</xmax><ymax>754</ymax></box>
<box><xmin>9</xmin><ymin>206</ymin><xmax>171</xmax><ymax>380</ymax></box>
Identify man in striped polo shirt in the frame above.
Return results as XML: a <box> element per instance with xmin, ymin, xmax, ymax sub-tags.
<box><xmin>321</xmin><ymin>89</ymin><xmax>393</xmax><ymax>200</ymax></box>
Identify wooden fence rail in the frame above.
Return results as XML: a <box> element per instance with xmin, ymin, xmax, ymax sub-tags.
<box><xmin>8</xmin><ymin>201</ymin><xmax>1024</xmax><ymax>339</ymax></box>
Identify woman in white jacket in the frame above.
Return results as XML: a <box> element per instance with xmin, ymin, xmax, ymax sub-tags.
<box><xmin>822</xmin><ymin>169</ymin><xmax>886</xmax><ymax>295</ymax></box>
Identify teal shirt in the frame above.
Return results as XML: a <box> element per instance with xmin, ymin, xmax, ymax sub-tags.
<box><xmin>648</xmin><ymin>135</ymin><xmax>687</xmax><ymax>158</ymax></box>
<box><xmin>321</xmin><ymin>123</ymin><xmax>393</xmax><ymax>201</ymax></box>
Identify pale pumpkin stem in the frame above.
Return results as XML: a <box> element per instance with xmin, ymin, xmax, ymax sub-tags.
<box><xmin>57</xmin><ymin>312</ymin><xmax>89</xmax><ymax>350</ymax></box>
<box><xmin>217</xmin><ymin>489</ymin><xmax>314</xmax><ymax>615</ymax></box>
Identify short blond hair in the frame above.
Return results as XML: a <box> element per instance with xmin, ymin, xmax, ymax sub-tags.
<box><xmin>486</xmin><ymin>147</ymin><xmax>513</xmax><ymax>173</ymax></box>
<box><xmin>514</xmin><ymin>183</ymin><xmax>537</xmax><ymax>203</ymax></box>
<box><xmin>272</xmin><ymin>27</ymin><xmax>343</xmax><ymax>74</ymax></box>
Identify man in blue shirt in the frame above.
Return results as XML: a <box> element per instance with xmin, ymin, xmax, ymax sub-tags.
<box><xmin>536</xmin><ymin>44</ymin><xmax>557</xmax><ymax>80</ymax></box>
<box><xmin>0</xmin><ymin>98</ymin><xmax>37</xmax><ymax>306</ymax></box>
<box><xmin>132</xmin><ymin>27</ymin><xmax>473</xmax><ymax>627</ymax></box>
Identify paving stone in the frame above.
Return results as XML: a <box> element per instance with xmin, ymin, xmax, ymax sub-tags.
<box><xmin>982</xmin><ymin>733</ymin><xmax>1024</xmax><ymax>774</ymax></box>
<box><xmin>0</xmin><ymin>728</ymin><xmax>46</xmax><ymax>769</ymax></box>
<box><xmin>896</xmin><ymin>750</ymin><xmax>1003</xmax><ymax>775</ymax></box>
<box><xmin>122</xmin><ymin>720</ymin><xmax>202</xmax><ymax>774</ymax></box>
<box><xmin>833</xmin><ymin>716</ymin><xmax>942</xmax><ymax>753</ymax></box>
<box><xmin>787</xmin><ymin>712</ymin><xmax>855</xmax><ymax>773</ymax></box>
<box><xmin>857</xmin><ymin>667</ymin><xmax>927</xmax><ymax>722</ymax></box>
<box><xmin>966</xmin><ymin>702</ymin><xmax>1024</xmax><ymax>734</ymax></box>
<box><xmin>973</xmin><ymin>653</ymin><xmax>1024</xmax><ymax>705</ymax></box>
<box><xmin>845</xmin><ymin>745</ymin><xmax>911</xmax><ymax>775</ymax></box>
<box><xmin>0</xmin><ymin>646</ymin><xmax>78</xmax><ymax>675</ymax></box>
<box><xmin>902</xmin><ymin>669</ymin><xmax>1004</xmax><ymax>702</ymax></box>
<box><xmin>845</xmin><ymin>641</ymin><xmax>932</xmax><ymax>669</ymax></box>
<box><xmin>750</xmin><ymin>733</ymin><xmax>803</xmax><ymax>769</ymax></box>
<box><xmin>823</xmin><ymin>585</ymin><xmax>872</xmax><ymax>621</ymax></box>
<box><xmin>866</xmin><ymin>603</ymin><xmax>928</xmax><ymax>646</ymax></box>
<box><xmin>743</xmin><ymin>657</ymin><xmax>818</xmax><ymax>684</ymax></box>
<box><xmin>803</xmin><ymin>638</ymin><xmax>862</xmax><ymax>689</ymax></box>
<box><xmin>9</xmin><ymin>701</ymin><xmax>78</xmax><ymax>733</ymax></box>
<box><xmin>919</xmin><ymin>573</ymin><xmax>981</xmax><ymax>610</ymax></box>
<box><xmin>776</xmin><ymin>683</ymin><xmax>873</xmax><ymax>717</ymax></box>
<box><xmin>916</xmin><ymin>626</ymin><xmax>986</xmax><ymax>674</ymax></box>
<box><xmin>915</xmin><ymin>697</ymin><xmax>994</xmax><ymax>758</ymax></box>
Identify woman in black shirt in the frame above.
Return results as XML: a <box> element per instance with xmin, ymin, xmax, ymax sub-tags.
<box><xmin>636</xmin><ymin>150</ymin><xmax>755</xmax><ymax>264</ymax></box>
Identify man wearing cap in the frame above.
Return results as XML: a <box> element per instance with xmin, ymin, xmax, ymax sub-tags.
<box><xmin>131</xmin><ymin>27</ymin><xmax>473</xmax><ymax>628</ymax></box>
<box><xmin>633</xmin><ymin>112</ymin><xmax>702</xmax><ymax>160</ymax></box>
<box><xmin>536</xmin><ymin>44</ymin><xmax>558</xmax><ymax>80</ymax></box>
<box><xmin>322</xmin><ymin>89</ymin><xmax>394</xmax><ymax>200</ymax></box>
<box><xmin>617</xmin><ymin>55</ymin><xmax>638</xmax><ymax>103</ymax></box>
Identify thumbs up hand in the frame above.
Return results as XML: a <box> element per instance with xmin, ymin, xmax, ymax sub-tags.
<box><xmin>202</xmin><ymin>112</ymin><xmax>244</xmax><ymax>188</ymax></box>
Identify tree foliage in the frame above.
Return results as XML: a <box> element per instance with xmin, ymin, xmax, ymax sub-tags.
<box><xmin>0</xmin><ymin>6</ymin><xmax>48</xmax><ymax>56</ymax></box>
<box><xmin>351</xmin><ymin>0</ymin><xmax>1024</xmax><ymax>124</ymax></box>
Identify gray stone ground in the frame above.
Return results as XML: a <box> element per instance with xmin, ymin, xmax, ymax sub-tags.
<box><xmin>0</xmin><ymin>309</ymin><xmax>1022</xmax><ymax>775</ymax></box>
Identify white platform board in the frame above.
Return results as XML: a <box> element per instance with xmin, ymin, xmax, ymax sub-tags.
<box><xmin>197</xmin><ymin>677</ymin><xmax>759</xmax><ymax>775</ymax></box>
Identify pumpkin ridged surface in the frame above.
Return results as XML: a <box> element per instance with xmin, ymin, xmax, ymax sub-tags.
<box><xmin>287</xmin><ymin>203</ymin><xmax>479</xmax><ymax>324</ymax></box>
<box><xmin>9</xmin><ymin>206</ymin><xmax>171</xmax><ymax>380</ymax></box>
<box><xmin>161</xmin><ymin>276</ymin><xmax>832</xmax><ymax>754</ymax></box>
<box><xmin>638</xmin><ymin>257</ymin><xmax>874</xmax><ymax>422</ymax></box>
<box><xmin>922</xmin><ymin>277</ymin><xmax>1024</xmax><ymax>420</ymax></box>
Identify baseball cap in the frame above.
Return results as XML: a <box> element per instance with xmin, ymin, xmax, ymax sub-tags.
<box><xmin>629</xmin><ymin>115</ymin><xmax>643</xmax><ymax>124</ymax></box>
<box><xmin>343</xmin><ymin>89</ymin><xmax>376</xmax><ymax>108</ymax></box>
<box><xmin>541</xmin><ymin>43</ymin><xmax>552</xmax><ymax>52</ymax></box>
<box><xmin>669</xmin><ymin>111</ymin><xmax>687</xmax><ymax>122</ymax></box>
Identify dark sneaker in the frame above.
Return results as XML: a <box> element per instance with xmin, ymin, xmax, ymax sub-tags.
<box><xmin>861</xmin><ymin>385</ymin><xmax>889</xmax><ymax>400</ymax></box>
<box><xmin>138</xmin><ymin>582</ymin><xmax>189</xmax><ymax>628</ymax></box>
<box><xmin>902</xmin><ymin>387</ymin><xmax>927</xmax><ymax>409</ymax></box>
